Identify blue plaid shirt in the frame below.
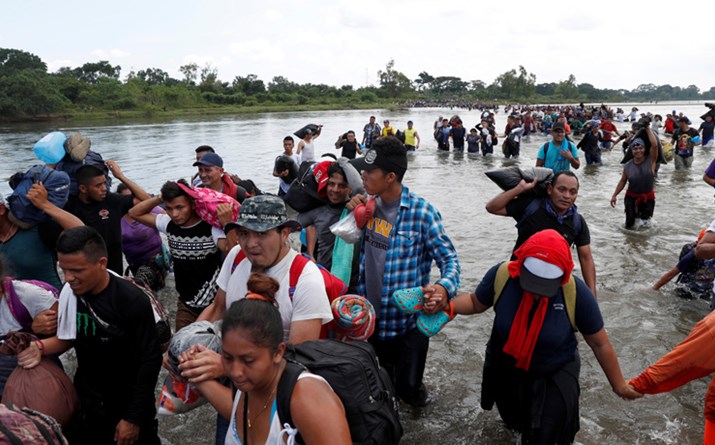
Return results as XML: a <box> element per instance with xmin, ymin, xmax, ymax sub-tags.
<box><xmin>358</xmin><ymin>186</ymin><xmax>461</xmax><ymax>339</ymax></box>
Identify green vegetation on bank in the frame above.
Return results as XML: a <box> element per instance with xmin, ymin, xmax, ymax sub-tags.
<box><xmin>1</xmin><ymin>48</ymin><xmax>714</xmax><ymax>121</ymax></box>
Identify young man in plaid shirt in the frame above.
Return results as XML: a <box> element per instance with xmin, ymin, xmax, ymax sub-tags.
<box><xmin>351</xmin><ymin>137</ymin><xmax>461</xmax><ymax>407</ymax></box>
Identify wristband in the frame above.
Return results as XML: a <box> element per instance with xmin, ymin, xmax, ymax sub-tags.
<box><xmin>34</xmin><ymin>339</ymin><xmax>45</xmax><ymax>354</ymax></box>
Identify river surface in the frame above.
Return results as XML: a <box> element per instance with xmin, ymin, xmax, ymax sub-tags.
<box><xmin>1</xmin><ymin>103</ymin><xmax>714</xmax><ymax>444</ymax></box>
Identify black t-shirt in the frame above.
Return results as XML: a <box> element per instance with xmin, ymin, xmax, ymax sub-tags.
<box><xmin>162</xmin><ymin>218</ymin><xmax>222</xmax><ymax>313</ymax></box>
<box><xmin>701</xmin><ymin>120</ymin><xmax>715</xmax><ymax>141</ymax></box>
<box><xmin>65</xmin><ymin>193</ymin><xmax>134</xmax><ymax>274</ymax></box>
<box><xmin>74</xmin><ymin>274</ymin><xmax>161</xmax><ymax>424</ymax></box>
<box><xmin>506</xmin><ymin>197</ymin><xmax>590</xmax><ymax>253</ymax></box>
<box><xmin>449</xmin><ymin>127</ymin><xmax>466</xmax><ymax>148</ymax></box>
<box><xmin>340</xmin><ymin>140</ymin><xmax>360</xmax><ymax>159</ymax></box>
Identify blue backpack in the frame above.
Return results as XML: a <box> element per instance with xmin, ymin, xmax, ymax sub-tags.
<box><xmin>55</xmin><ymin>151</ymin><xmax>112</xmax><ymax>196</ymax></box>
<box><xmin>7</xmin><ymin>165</ymin><xmax>70</xmax><ymax>226</ymax></box>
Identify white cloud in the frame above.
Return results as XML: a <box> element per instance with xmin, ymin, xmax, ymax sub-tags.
<box><xmin>90</xmin><ymin>49</ymin><xmax>130</xmax><ymax>59</ymax></box>
<box><xmin>46</xmin><ymin>59</ymin><xmax>74</xmax><ymax>72</ymax></box>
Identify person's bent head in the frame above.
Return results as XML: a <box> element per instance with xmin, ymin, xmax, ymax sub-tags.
<box><xmin>56</xmin><ymin>226</ymin><xmax>109</xmax><ymax>295</ymax></box>
<box><xmin>161</xmin><ymin>180</ymin><xmax>196</xmax><ymax>226</ymax></box>
<box><xmin>76</xmin><ymin>165</ymin><xmax>108</xmax><ymax>202</ymax></box>
<box><xmin>547</xmin><ymin>171</ymin><xmax>579</xmax><ymax>214</ymax></box>
<box><xmin>222</xmin><ymin>273</ymin><xmax>284</xmax><ymax>392</ymax></box>
<box><xmin>351</xmin><ymin>136</ymin><xmax>407</xmax><ymax>196</ymax></box>
<box><xmin>224</xmin><ymin>195</ymin><xmax>300</xmax><ymax>271</ymax></box>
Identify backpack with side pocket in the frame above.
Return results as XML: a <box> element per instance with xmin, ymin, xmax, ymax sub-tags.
<box><xmin>1</xmin><ymin>278</ymin><xmax>59</xmax><ymax>332</ymax></box>
<box><xmin>277</xmin><ymin>340</ymin><xmax>403</xmax><ymax>445</ymax></box>
<box><xmin>7</xmin><ymin>165</ymin><xmax>70</xmax><ymax>227</ymax></box>
<box><xmin>54</xmin><ymin>151</ymin><xmax>112</xmax><ymax>196</ymax></box>
<box><xmin>231</xmin><ymin>250</ymin><xmax>347</xmax><ymax>338</ymax></box>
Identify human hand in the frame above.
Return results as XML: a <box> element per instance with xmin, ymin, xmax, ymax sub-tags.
<box><xmin>26</xmin><ymin>182</ymin><xmax>49</xmax><ymax>209</ymax></box>
<box><xmin>346</xmin><ymin>193</ymin><xmax>367</xmax><ymax>211</ymax></box>
<box><xmin>615</xmin><ymin>383</ymin><xmax>643</xmax><ymax>401</ymax></box>
<box><xmin>229</xmin><ymin>173</ymin><xmax>242</xmax><ymax>185</ymax></box>
<box><xmin>610</xmin><ymin>195</ymin><xmax>617</xmax><ymax>208</ymax></box>
<box><xmin>17</xmin><ymin>342</ymin><xmax>42</xmax><ymax>369</ymax></box>
<box><xmin>114</xmin><ymin>419</ymin><xmax>140</xmax><ymax>445</ymax></box>
<box><xmin>517</xmin><ymin>179</ymin><xmax>537</xmax><ymax>192</ymax></box>
<box><xmin>560</xmin><ymin>149</ymin><xmax>573</xmax><ymax>160</ymax></box>
<box><xmin>216</xmin><ymin>203</ymin><xmax>234</xmax><ymax>227</ymax></box>
<box><xmin>162</xmin><ymin>353</ymin><xmax>186</xmax><ymax>382</ymax></box>
<box><xmin>31</xmin><ymin>309</ymin><xmax>58</xmax><ymax>336</ymax></box>
<box><xmin>105</xmin><ymin>160</ymin><xmax>123</xmax><ymax>179</ymax></box>
<box><xmin>179</xmin><ymin>345</ymin><xmax>224</xmax><ymax>383</ymax></box>
<box><xmin>422</xmin><ymin>284</ymin><xmax>449</xmax><ymax>314</ymax></box>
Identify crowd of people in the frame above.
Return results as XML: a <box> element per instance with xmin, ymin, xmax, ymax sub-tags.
<box><xmin>2</xmin><ymin>102</ymin><xmax>715</xmax><ymax>445</ymax></box>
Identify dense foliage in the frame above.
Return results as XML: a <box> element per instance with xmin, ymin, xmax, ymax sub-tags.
<box><xmin>1</xmin><ymin>49</ymin><xmax>714</xmax><ymax>119</ymax></box>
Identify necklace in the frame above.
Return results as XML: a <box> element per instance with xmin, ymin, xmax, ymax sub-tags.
<box><xmin>0</xmin><ymin>223</ymin><xmax>18</xmax><ymax>246</ymax></box>
<box><xmin>247</xmin><ymin>383</ymin><xmax>278</xmax><ymax>429</ymax></box>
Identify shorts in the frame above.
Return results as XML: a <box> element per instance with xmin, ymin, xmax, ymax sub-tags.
<box><xmin>175</xmin><ymin>301</ymin><xmax>202</xmax><ymax>331</ymax></box>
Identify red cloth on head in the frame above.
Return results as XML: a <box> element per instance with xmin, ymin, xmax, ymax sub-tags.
<box><xmin>502</xmin><ymin>229</ymin><xmax>574</xmax><ymax>370</ymax></box>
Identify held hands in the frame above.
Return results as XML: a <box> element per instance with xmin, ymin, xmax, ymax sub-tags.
<box><xmin>422</xmin><ymin>284</ymin><xmax>449</xmax><ymax>314</ymax></box>
<box><xmin>614</xmin><ymin>383</ymin><xmax>643</xmax><ymax>401</ymax></box>
<box><xmin>114</xmin><ymin>419</ymin><xmax>140</xmax><ymax>445</ymax></box>
<box><xmin>178</xmin><ymin>344</ymin><xmax>224</xmax><ymax>383</ymax></box>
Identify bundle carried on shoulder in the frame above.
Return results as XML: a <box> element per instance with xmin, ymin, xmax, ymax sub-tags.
<box><xmin>294</xmin><ymin>123</ymin><xmax>321</xmax><ymax>140</ymax></box>
<box><xmin>54</xmin><ymin>131</ymin><xmax>112</xmax><ymax>196</ymax></box>
<box><xmin>176</xmin><ymin>182</ymin><xmax>240</xmax><ymax>229</ymax></box>
<box><xmin>7</xmin><ymin>165</ymin><xmax>70</xmax><ymax>228</ymax></box>
<box><xmin>620</xmin><ymin>128</ymin><xmax>667</xmax><ymax>164</ymax></box>
<box><xmin>485</xmin><ymin>166</ymin><xmax>554</xmax><ymax>196</ymax></box>
<box><xmin>157</xmin><ymin>320</ymin><xmax>223</xmax><ymax>415</ymax></box>
<box><xmin>0</xmin><ymin>403</ymin><xmax>68</xmax><ymax>444</ymax></box>
<box><xmin>0</xmin><ymin>332</ymin><xmax>78</xmax><ymax>427</ymax></box>
<box><xmin>278</xmin><ymin>339</ymin><xmax>403</xmax><ymax>445</ymax></box>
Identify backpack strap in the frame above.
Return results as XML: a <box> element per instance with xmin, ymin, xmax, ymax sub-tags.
<box><xmin>541</xmin><ymin>141</ymin><xmax>550</xmax><ymax>160</ymax></box>
<box><xmin>515</xmin><ymin>198</ymin><xmax>543</xmax><ymax>229</ymax></box>
<box><xmin>230</xmin><ymin>250</ymin><xmax>247</xmax><ymax>274</ymax></box>
<box><xmin>2</xmin><ymin>278</ymin><xmax>33</xmax><ymax>330</ymax></box>
<box><xmin>288</xmin><ymin>254</ymin><xmax>310</xmax><ymax>300</ymax></box>
<box><xmin>493</xmin><ymin>262</ymin><xmax>578</xmax><ymax>331</ymax></box>
<box><xmin>276</xmin><ymin>360</ymin><xmax>306</xmax><ymax>442</ymax></box>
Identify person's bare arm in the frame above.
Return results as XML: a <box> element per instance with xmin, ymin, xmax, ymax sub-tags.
<box><xmin>106</xmin><ymin>160</ymin><xmax>150</xmax><ymax>202</ymax></box>
<box><xmin>583</xmin><ymin>328</ymin><xmax>642</xmax><ymax>400</ymax></box>
<box><xmin>291</xmin><ymin>377</ymin><xmax>352</xmax><ymax>445</ymax></box>
<box><xmin>194</xmin><ymin>377</ymin><xmax>234</xmax><ymax>420</ymax></box>
<box><xmin>535</xmin><ymin>158</ymin><xmax>545</xmax><ymax>167</ymax></box>
<box><xmin>485</xmin><ymin>179</ymin><xmax>536</xmax><ymax>216</ymax></box>
<box><xmin>452</xmin><ymin>292</ymin><xmax>490</xmax><ymax>315</ymax></box>
<box><xmin>26</xmin><ymin>183</ymin><xmax>83</xmax><ymax>230</ymax></box>
<box><xmin>653</xmin><ymin>267</ymin><xmax>680</xmax><ymax>290</ymax></box>
<box><xmin>287</xmin><ymin>319</ymin><xmax>322</xmax><ymax>344</ymax></box>
<box><xmin>30</xmin><ymin>301</ymin><xmax>58</xmax><ymax>337</ymax></box>
<box><xmin>305</xmin><ymin>226</ymin><xmax>317</xmax><ymax>261</ymax></box>
<box><xmin>610</xmin><ymin>170</ymin><xmax>628</xmax><ymax>208</ymax></box>
<box><xmin>695</xmin><ymin>231</ymin><xmax>715</xmax><ymax>260</ymax></box>
<box><xmin>196</xmin><ymin>288</ymin><xmax>227</xmax><ymax>322</ymax></box>
<box><xmin>128</xmin><ymin>195</ymin><xmax>161</xmax><ymax>228</ymax></box>
<box><xmin>577</xmin><ymin>245</ymin><xmax>597</xmax><ymax>297</ymax></box>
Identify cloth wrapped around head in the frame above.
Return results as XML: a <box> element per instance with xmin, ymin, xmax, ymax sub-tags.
<box><xmin>330</xmin><ymin>295</ymin><xmax>375</xmax><ymax>342</ymax></box>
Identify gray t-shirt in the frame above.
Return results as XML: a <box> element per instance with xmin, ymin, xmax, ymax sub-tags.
<box><xmin>624</xmin><ymin>159</ymin><xmax>655</xmax><ymax>194</ymax></box>
<box><xmin>0</xmin><ymin>280</ymin><xmax>57</xmax><ymax>334</ymax></box>
<box><xmin>363</xmin><ymin>197</ymin><xmax>400</xmax><ymax>312</ymax></box>
<box><xmin>297</xmin><ymin>204</ymin><xmax>345</xmax><ymax>269</ymax></box>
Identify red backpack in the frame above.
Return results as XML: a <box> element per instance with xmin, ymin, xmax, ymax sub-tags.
<box><xmin>231</xmin><ymin>250</ymin><xmax>347</xmax><ymax>338</ymax></box>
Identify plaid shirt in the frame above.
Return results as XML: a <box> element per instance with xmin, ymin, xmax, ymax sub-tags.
<box><xmin>358</xmin><ymin>186</ymin><xmax>461</xmax><ymax>339</ymax></box>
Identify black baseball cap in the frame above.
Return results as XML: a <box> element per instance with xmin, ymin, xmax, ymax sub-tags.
<box><xmin>350</xmin><ymin>146</ymin><xmax>407</xmax><ymax>176</ymax></box>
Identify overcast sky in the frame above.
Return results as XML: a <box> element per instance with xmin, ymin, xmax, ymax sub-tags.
<box><xmin>3</xmin><ymin>0</ymin><xmax>713</xmax><ymax>92</ymax></box>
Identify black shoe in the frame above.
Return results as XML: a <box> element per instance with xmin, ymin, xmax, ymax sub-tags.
<box><xmin>400</xmin><ymin>384</ymin><xmax>431</xmax><ymax>408</ymax></box>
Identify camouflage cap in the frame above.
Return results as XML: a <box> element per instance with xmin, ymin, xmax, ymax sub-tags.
<box><xmin>224</xmin><ymin>195</ymin><xmax>301</xmax><ymax>234</ymax></box>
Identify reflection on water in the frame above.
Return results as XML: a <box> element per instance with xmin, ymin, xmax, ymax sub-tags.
<box><xmin>3</xmin><ymin>103</ymin><xmax>714</xmax><ymax>444</ymax></box>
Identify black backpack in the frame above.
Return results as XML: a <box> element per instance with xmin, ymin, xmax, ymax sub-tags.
<box><xmin>277</xmin><ymin>340</ymin><xmax>403</xmax><ymax>445</ymax></box>
<box><xmin>283</xmin><ymin>161</ymin><xmax>328</xmax><ymax>213</ymax></box>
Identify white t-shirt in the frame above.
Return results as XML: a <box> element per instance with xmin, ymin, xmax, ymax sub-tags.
<box><xmin>0</xmin><ymin>280</ymin><xmax>57</xmax><ymax>334</ymax></box>
<box><xmin>299</xmin><ymin>140</ymin><xmax>315</xmax><ymax>163</ymax></box>
<box><xmin>217</xmin><ymin>246</ymin><xmax>332</xmax><ymax>341</ymax></box>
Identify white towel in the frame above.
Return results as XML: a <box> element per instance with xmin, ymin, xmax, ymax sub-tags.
<box><xmin>56</xmin><ymin>283</ymin><xmax>77</xmax><ymax>340</ymax></box>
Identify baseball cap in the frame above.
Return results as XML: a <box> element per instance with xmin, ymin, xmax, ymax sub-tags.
<box><xmin>193</xmin><ymin>152</ymin><xmax>224</xmax><ymax>168</ymax></box>
<box><xmin>519</xmin><ymin>257</ymin><xmax>564</xmax><ymax>297</ymax></box>
<box><xmin>678</xmin><ymin>116</ymin><xmax>690</xmax><ymax>123</ymax></box>
<box><xmin>552</xmin><ymin>122</ymin><xmax>566</xmax><ymax>132</ymax></box>
<box><xmin>350</xmin><ymin>145</ymin><xmax>407</xmax><ymax>176</ymax></box>
<box><xmin>224</xmin><ymin>195</ymin><xmax>300</xmax><ymax>234</ymax></box>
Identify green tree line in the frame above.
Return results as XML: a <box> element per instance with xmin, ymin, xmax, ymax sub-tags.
<box><xmin>1</xmin><ymin>49</ymin><xmax>714</xmax><ymax>119</ymax></box>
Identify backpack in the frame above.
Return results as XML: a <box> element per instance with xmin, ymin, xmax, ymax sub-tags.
<box><xmin>283</xmin><ymin>161</ymin><xmax>332</xmax><ymax>213</ymax></box>
<box><xmin>80</xmin><ymin>272</ymin><xmax>172</xmax><ymax>351</ymax></box>
<box><xmin>277</xmin><ymin>340</ymin><xmax>403</xmax><ymax>445</ymax></box>
<box><xmin>515</xmin><ymin>198</ymin><xmax>582</xmax><ymax>237</ymax></box>
<box><xmin>231</xmin><ymin>250</ymin><xmax>347</xmax><ymax>338</ymax></box>
<box><xmin>1</xmin><ymin>278</ymin><xmax>59</xmax><ymax>331</ymax></box>
<box><xmin>7</xmin><ymin>165</ymin><xmax>70</xmax><ymax>226</ymax></box>
<box><xmin>0</xmin><ymin>403</ymin><xmax>68</xmax><ymax>445</ymax></box>
<box><xmin>54</xmin><ymin>151</ymin><xmax>112</xmax><ymax>196</ymax></box>
<box><xmin>175</xmin><ymin>182</ymin><xmax>241</xmax><ymax>229</ymax></box>
<box><xmin>492</xmin><ymin>262</ymin><xmax>578</xmax><ymax>331</ymax></box>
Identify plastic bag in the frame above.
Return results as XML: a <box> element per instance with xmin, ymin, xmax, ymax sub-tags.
<box><xmin>157</xmin><ymin>375</ymin><xmax>207</xmax><ymax>416</ymax></box>
<box><xmin>330</xmin><ymin>211</ymin><xmax>362</xmax><ymax>244</ymax></box>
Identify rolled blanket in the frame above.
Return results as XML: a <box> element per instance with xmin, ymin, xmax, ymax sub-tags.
<box><xmin>330</xmin><ymin>295</ymin><xmax>375</xmax><ymax>342</ymax></box>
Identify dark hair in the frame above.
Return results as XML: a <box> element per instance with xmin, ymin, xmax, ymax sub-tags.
<box><xmin>371</xmin><ymin>137</ymin><xmax>407</xmax><ymax>182</ymax></box>
<box><xmin>327</xmin><ymin>162</ymin><xmax>347</xmax><ymax>182</ymax></box>
<box><xmin>195</xmin><ymin>145</ymin><xmax>215</xmax><ymax>154</ymax></box>
<box><xmin>222</xmin><ymin>273</ymin><xmax>283</xmax><ymax>352</ymax></box>
<box><xmin>160</xmin><ymin>179</ymin><xmax>192</xmax><ymax>202</ymax></box>
<box><xmin>56</xmin><ymin>226</ymin><xmax>108</xmax><ymax>262</ymax></box>
<box><xmin>75</xmin><ymin>165</ymin><xmax>105</xmax><ymax>187</ymax></box>
<box><xmin>283</xmin><ymin>136</ymin><xmax>294</xmax><ymax>143</ymax></box>
<box><xmin>552</xmin><ymin>170</ymin><xmax>579</xmax><ymax>188</ymax></box>
<box><xmin>321</xmin><ymin>153</ymin><xmax>338</xmax><ymax>161</ymax></box>
<box><xmin>237</xmin><ymin>179</ymin><xmax>261</xmax><ymax>196</ymax></box>
<box><xmin>116</xmin><ymin>183</ymin><xmax>130</xmax><ymax>194</ymax></box>
<box><xmin>346</xmin><ymin>130</ymin><xmax>355</xmax><ymax>136</ymax></box>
